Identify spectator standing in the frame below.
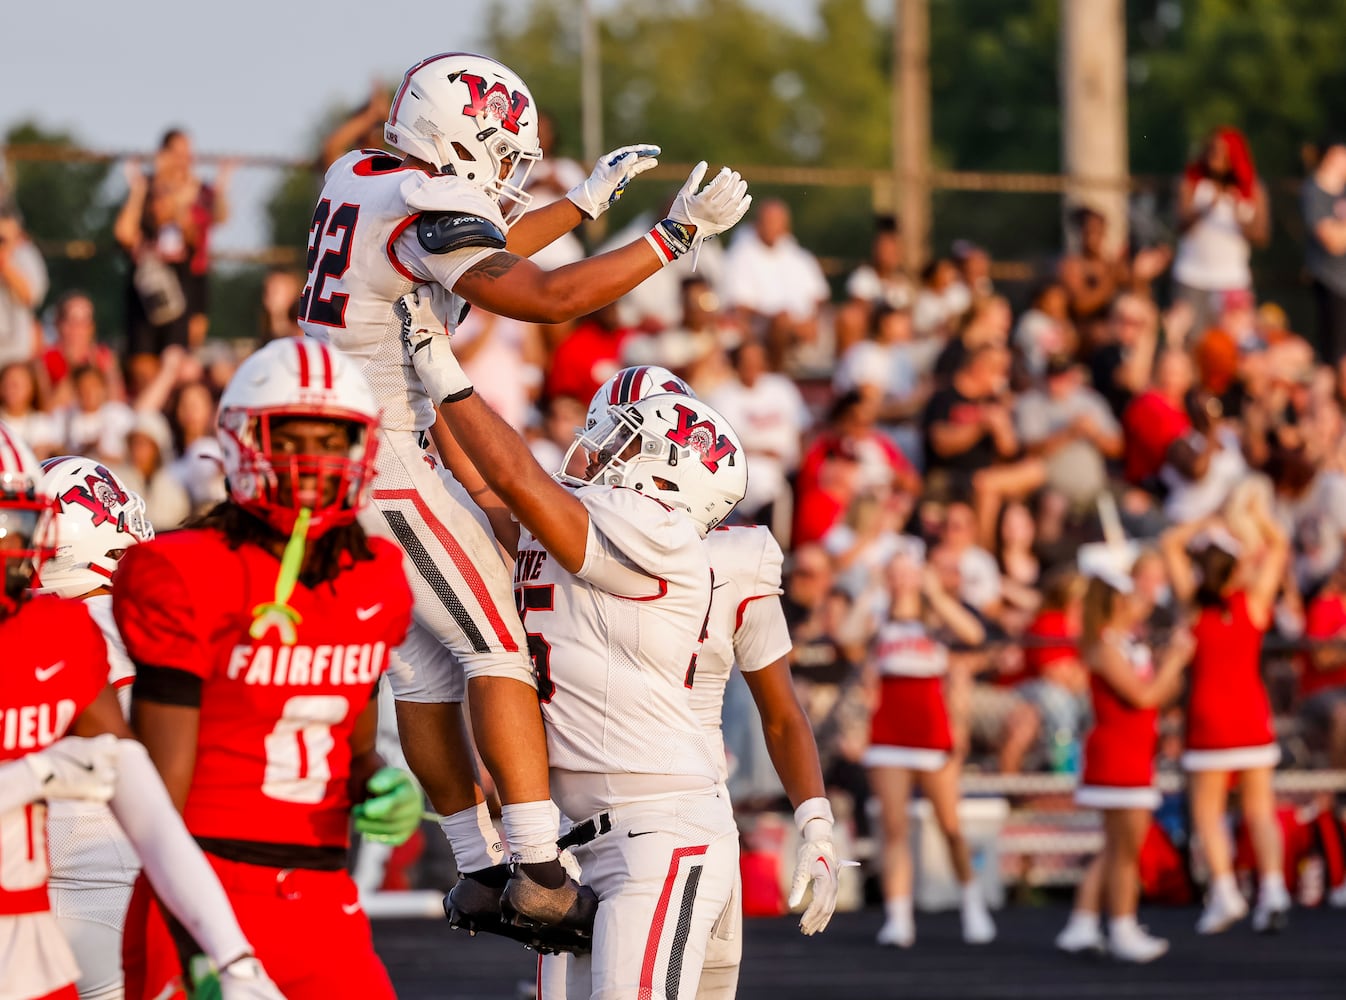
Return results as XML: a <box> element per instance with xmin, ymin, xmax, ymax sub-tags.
<box><xmin>319</xmin><ymin>80</ymin><xmax>391</xmax><ymax>169</ymax></box>
<box><xmin>1301</xmin><ymin>136</ymin><xmax>1346</xmax><ymax>367</ymax></box>
<box><xmin>1016</xmin><ymin>354</ymin><xmax>1124</xmax><ymax>511</ymax></box>
<box><xmin>256</xmin><ymin>268</ymin><xmax>304</xmax><ymax>343</ymax></box>
<box><xmin>1172</xmin><ymin>127</ymin><xmax>1270</xmax><ymax>336</ymax></box>
<box><xmin>0</xmin><ymin>207</ymin><xmax>47</xmax><ymax>367</ymax></box>
<box><xmin>864</xmin><ymin>549</ymin><xmax>996</xmax><ymax>948</ymax></box>
<box><xmin>41</xmin><ymin>291</ymin><xmax>123</xmax><ymax>408</ymax></box>
<box><xmin>1088</xmin><ymin>294</ymin><xmax>1162</xmax><ymax>421</ymax></box>
<box><xmin>708</xmin><ymin>338</ymin><xmax>811</xmax><ymax>526</ymax></box>
<box><xmin>721</xmin><ymin>199</ymin><xmax>830</xmax><ymax>372</ymax></box>
<box><xmin>1297</xmin><ymin>558</ymin><xmax>1346</xmax><ymax>771</ymax></box>
<box><xmin>1058</xmin><ymin>206</ymin><xmax>1129</xmax><ymax>337</ymax></box>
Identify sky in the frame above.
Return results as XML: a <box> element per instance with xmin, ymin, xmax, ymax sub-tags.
<box><xmin>0</xmin><ymin>0</ymin><xmax>833</xmax><ymax>252</ymax></box>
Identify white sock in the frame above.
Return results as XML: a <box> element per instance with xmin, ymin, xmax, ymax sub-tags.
<box><xmin>1066</xmin><ymin>908</ymin><xmax>1100</xmax><ymax>933</ymax></box>
<box><xmin>960</xmin><ymin>881</ymin><xmax>983</xmax><ymax>908</ymax></box>
<box><xmin>1259</xmin><ymin>870</ymin><xmax>1289</xmax><ymax>905</ymax></box>
<box><xmin>884</xmin><ymin>896</ymin><xmax>913</xmax><ymax>924</ymax></box>
<box><xmin>1211</xmin><ymin>873</ymin><xmax>1241</xmax><ymax>905</ymax></box>
<box><xmin>1110</xmin><ymin>913</ymin><xmax>1140</xmax><ymax>938</ymax></box>
<box><xmin>501</xmin><ymin>800</ymin><xmax>560</xmax><ymax>864</ymax></box>
<box><xmin>439</xmin><ymin>802</ymin><xmax>505</xmax><ymax>874</ymax></box>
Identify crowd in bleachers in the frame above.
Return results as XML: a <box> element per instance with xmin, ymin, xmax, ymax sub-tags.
<box><xmin>6</xmin><ymin>123</ymin><xmax>1346</xmax><ymax>830</ymax></box>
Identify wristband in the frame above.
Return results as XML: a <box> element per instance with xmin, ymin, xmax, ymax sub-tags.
<box><xmin>644</xmin><ymin>218</ymin><xmax>696</xmax><ymax>265</ymax></box>
<box><xmin>794</xmin><ymin>796</ymin><xmax>835</xmax><ymax>837</ymax></box>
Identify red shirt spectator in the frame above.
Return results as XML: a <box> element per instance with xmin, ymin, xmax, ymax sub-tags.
<box><xmin>41</xmin><ymin>292</ymin><xmax>124</xmax><ymax>405</ymax></box>
<box><xmin>1122</xmin><ymin>348</ymin><xmax>1194</xmax><ymax>485</ymax></box>
<box><xmin>544</xmin><ymin>304</ymin><xmax>631</xmax><ymax>404</ymax></box>
<box><xmin>1300</xmin><ymin>588</ymin><xmax>1346</xmax><ymax>699</ymax></box>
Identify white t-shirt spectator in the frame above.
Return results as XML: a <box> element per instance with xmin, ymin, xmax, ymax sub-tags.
<box><xmin>0</xmin><ymin>241</ymin><xmax>47</xmax><ymax>367</ymax></box>
<box><xmin>721</xmin><ymin>230</ymin><xmax>829</xmax><ymax>323</ymax></box>
<box><xmin>60</xmin><ymin>401</ymin><xmax>135</xmax><ymax>462</ymax></box>
<box><xmin>913</xmin><ymin>283</ymin><xmax>971</xmax><ymax>338</ymax></box>
<box><xmin>1276</xmin><ymin>471</ymin><xmax>1346</xmax><ymax>593</ymax></box>
<box><xmin>957</xmin><ymin>545</ymin><xmax>1002</xmax><ymax>612</ymax></box>
<box><xmin>707</xmin><ymin>373</ymin><xmax>810</xmax><ymax>516</ymax></box>
<box><xmin>2</xmin><ymin>409</ymin><xmax>60</xmax><ymax>456</ymax></box>
<box><xmin>455</xmin><ymin>309</ymin><xmax>541</xmax><ymax>433</ymax></box>
<box><xmin>1160</xmin><ymin>426</ymin><xmax>1248</xmax><ymax>524</ymax></box>
<box><xmin>599</xmin><ymin>212</ymin><xmax>727</xmax><ymax>331</ymax></box>
<box><xmin>833</xmin><ymin>340</ymin><xmax>921</xmax><ymax>403</ymax></box>
<box><xmin>845</xmin><ymin>265</ymin><xmax>913</xmax><ymax>311</ymax></box>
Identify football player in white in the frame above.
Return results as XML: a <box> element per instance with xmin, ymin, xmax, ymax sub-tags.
<box><xmin>36</xmin><ymin>456</ymin><xmax>154</xmax><ymax>999</ymax></box>
<box><xmin>400</xmin><ymin>293</ymin><xmax>755</xmax><ymax>997</ymax></box>
<box><xmin>539</xmin><ymin>368</ymin><xmax>840</xmax><ymax>998</ymax></box>
<box><xmin>299</xmin><ymin>50</ymin><xmax>748</xmax><ymax>932</ymax></box>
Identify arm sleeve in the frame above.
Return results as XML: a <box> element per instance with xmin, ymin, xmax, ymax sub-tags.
<box><xmin>108</xmin><ymin>740</ymin><xmax>253</xmax><ymax>966</ymax></box>
<box><xmin>113</xmin><ymin>543</ymin><xmax>211</xmax><ymax>679</ymax></box>
<box><xmin>576</xmin><ymin>487</ymin><xmax>704</xmax><ymax>598</ymax></box>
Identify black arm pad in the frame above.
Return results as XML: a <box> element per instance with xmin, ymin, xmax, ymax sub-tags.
<box><xmin>416</xmin><ymin>212</ymin><xmax>507</xmax><ymax>254</ymax></box>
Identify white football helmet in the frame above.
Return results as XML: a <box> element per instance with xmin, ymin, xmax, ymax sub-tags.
<box><xmin>36</xmin><ymin>456</ymin><xmax>153</xmax><ymax>599</ymax></box>
<box><xmin>385</xmin><ymin>52</ymin><xmax>542</xmax><ymax>223</ymax></box>
<box><xmin>0</xmin><ymin>419</ymin><xmax>57</xmax><ymax>608</ymax></box>
<box><xmin>217</xmin><ymin>338</ymin><xmax>381</xmax><ymax>537</ymax></box>
<box><xmin>561</xmin><ymin>394</ymin><xmax>747</xmax><ymax>537</ymax></box>
<box><xmin>585</xmin><ymin>365</ymin><xmax>694</xmax><ymax>431</ymax></box>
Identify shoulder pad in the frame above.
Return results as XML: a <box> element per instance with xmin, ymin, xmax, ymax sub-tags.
<box><xmin>416</xmin><ymin>212</ymin><xmax>507</xmax><ymax>255</ymax></box>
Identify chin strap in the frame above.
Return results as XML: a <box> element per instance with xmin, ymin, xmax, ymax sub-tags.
<box><xmin>249</xmin><ymin>507</ymin><xmax>311</xmax><ymax>646</ymax></box>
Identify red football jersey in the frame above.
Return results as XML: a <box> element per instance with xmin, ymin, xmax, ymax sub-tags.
<box><xmin>0</xmin><ymin>596</ymin><xmax>108</xmax><ymax>916</ymax></box>
<box><xmin>114</xmin><ymin>528</ymin><xmax>413</xmax><ymax>850</ymax></box>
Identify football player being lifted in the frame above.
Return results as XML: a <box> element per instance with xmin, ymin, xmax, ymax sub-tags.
<box><xmin>298</xmin><ymin>49</ymin><xmax>750</xmax><ymax>938</ymax></box>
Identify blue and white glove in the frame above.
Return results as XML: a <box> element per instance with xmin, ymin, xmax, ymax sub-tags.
<box><xmin>787</xmin><ymin>797</ymin><xmax>840</xmax><ymax>936</ymax></box>
<box><xmin>397</xmin><ymin>287</ymin><xmax>472</xmax><ymax>405</ymax></box>
<box><xmin>646</xmin><ymin>161</ymin><xmax>751</xmax><ymax>268</ymax></box>
<box><xmin>567</xmin><ymin>144</ymin><xmax>661</xmax><ymax>219</ymax></box>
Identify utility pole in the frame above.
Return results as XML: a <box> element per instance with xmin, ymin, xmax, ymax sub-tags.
<box><xmin>893</xmin><ymin>0</ymin><xmax>931</xmax><ymax>269</ymax></box>
<box><xmin>580</xmin><ymin>0</ymin><xmax>603</xmax><ymax>167</ymax></box>
<box><xmin>1060</xmin><ymin>0</ymin><xmax>1129</xmax><ymax>253</ymax></box>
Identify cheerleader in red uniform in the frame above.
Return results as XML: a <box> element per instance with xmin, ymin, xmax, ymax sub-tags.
<box><xmin>1162</xmin><ymin>497</ymin><xmax>1290</xmax><ymax>934</ymax></box>
<box><xmin>862</xmin><ymin>541</ymin><xmax>996</xmax><ymax>948</ymax></box>
<box><xmin>1055</xmin><ymin>550</ymin><xmax>1192</xmax><ymax>963</ymax></box>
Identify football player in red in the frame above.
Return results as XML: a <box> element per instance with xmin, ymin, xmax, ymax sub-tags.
<box><xmin>0</xmin><ymin>422</ymin><xmax>283</xmax><ymax>1000</ymax></box>
<box><xmin>113</xmin><ymin>339</ymin><xmax>419</xmax><ymax>1000</ymax></box>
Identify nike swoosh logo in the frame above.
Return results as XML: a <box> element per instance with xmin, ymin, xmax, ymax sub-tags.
<box><xmin>711</xmin><ymin>582</ymin><xmax>730</xmax><ymax>591</ymax></box>
<box><xmin>341</xmin><ymin>901</ymin><xmax>362</xmax><ymax>915</ymax></box>
<box><xmin>627</xmin><ymin>830</ymin><xmax>657</xmax><ymax>838</ymax></box>
<box><xmin>817</xmin><ymin>856</ymin><xmax>831</xmax><ymax>875</ymax></box>
<box><xmin>36</xmin><ymin>661</ymin><xmax>66</xmax><ymax>682</ymax></box>
<box><xmin>355</xmin><ymin>604</ymin><xmax>383</xmax><ymax>621</ymax></box>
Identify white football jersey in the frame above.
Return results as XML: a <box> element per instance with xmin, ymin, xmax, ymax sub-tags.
<box><xmin>299</xmin><ymin>150</ymin><xmax>508</xmax><ymax>432</ymax></box>
<box><xmin>694</xmin><ymin>525</ymin><xmax>792</xmax><ymax>781</ymax></box>
<box><xmin>47</xmin><ymin>595</ymin><xmax>140</xmax><ymax>899</ymax></box>
<box><xmin>514</xmin><ymin>486</ymin><xmax>718</xmax><ymax>801</ymax></box>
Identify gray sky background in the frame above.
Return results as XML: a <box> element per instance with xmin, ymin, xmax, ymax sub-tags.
<box><xmin>0</xmin><ymin>0</ymin><xmax>842</xmax><ymax>252</ymax></box>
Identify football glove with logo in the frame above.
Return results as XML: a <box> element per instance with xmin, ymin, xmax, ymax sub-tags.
<box><xmin>787</xmin><ymin>797</ymin><xmax>840</xmax><ymax>936</ymax></box>
<box><xmin>25</xmin><ymin>734</ymin><xmax>120</xmax><ymax>803</ymax></box>
<box><xmin>353</xmin><ymin>767</ymin><xmax>422</xmax><ymax>845</ymax></box>
<box><xmin>568</xmin><ymin>144</ymin><xmax>661</xmax><ymax>220</ymax></box>
<box><xmin>397</xmin><ymin>287</ymin><xmax>472</xmax><ymax>405</ymax></box>
<box><xmin>646</xmin><ymin>161</ymin><xmax>751</xmax><ymax>267</ymax></box>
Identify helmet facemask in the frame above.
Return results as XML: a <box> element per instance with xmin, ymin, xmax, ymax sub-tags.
<box><xmin>0</xmin><ymin>493</ymin><xmax>56</xmax><ymax>610</ymax></box>
<box><xmin>219</xmin><ymin>408</ymin><xmax>378</xmax><ymax>538</ymax></box>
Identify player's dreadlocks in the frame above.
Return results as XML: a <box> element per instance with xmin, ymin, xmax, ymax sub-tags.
<box><xmin>188</xmin><ymin>501</ymin><xmax>375</xmax><ymax>589</ymax></box>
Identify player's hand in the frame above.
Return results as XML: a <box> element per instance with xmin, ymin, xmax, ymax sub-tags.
<box><xmin>667</xmin><ymin>161</ymin><xmax>752</xmax><ymax>245</ymax></box>
<box><xmin>787</xmin><ymin>832</ymin><xmax>839</xmax><ymax>936</ymax></box>
<box><xmin>397</xmin><ymin>287</ymin><xmax>472</xmax><ymax>404</ymax></box>
<box><xmin>189</xmin><ymin>954</ymin><xmax>284</xmax><ymax>1000</ymax></box>
<box><xmin>25</xmin><ymin>734</ymin><xmax>119</xmax><ymax>803</ymax></box>
<box><xmin>352</xmin><ymin>767</ymin><xmax>422</xmax><ymax>846</ymax></box>
<box><xmin>568</xmin><ymin>144</ymin><xmax>661</xmax><ymax>219</ymax></box>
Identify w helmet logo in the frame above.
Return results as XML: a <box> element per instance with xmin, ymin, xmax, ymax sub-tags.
<box><xmin>58</xmin><ymin>464</ymin><xmax>129</xmax><ymax>528</ymax></box>
<box><xmin>665</xmin><ymin>403</ymin><xmax>738</xmax><ymax>473</ymax></box>
<box><xmin>459</xmin><ymin>73</ymin><xmax>529</xmax><ymax>135</ymax></box>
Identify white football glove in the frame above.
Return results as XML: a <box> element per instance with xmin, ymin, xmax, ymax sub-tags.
<box><xmin>568</xmin><ymin>144</ymin><xmax>661</xmax><ymax>220</ymax></box>
<box><xmin>25</xmin><ymin>734</ymin><xmax>119</xmax><ymax>803</ymax></box>
<box><xmin>788</xmin><ymin>829</ymin><xmax>839</xmax><ymax>936</ymax></box>
<box><xmin>191</xmin><ymin>954</ymin><xmax>285</xmax><ymax>1000</ymax></box>
<box><xmin>396</xmin><ymin>287</ymin><xmax>472</xmax><ymax>404</ymax></box>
